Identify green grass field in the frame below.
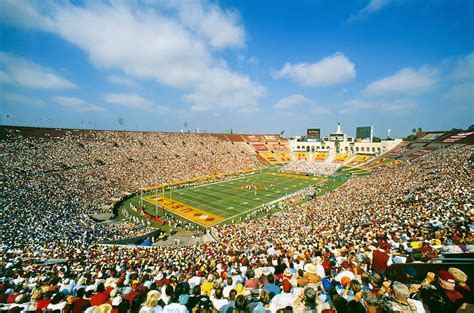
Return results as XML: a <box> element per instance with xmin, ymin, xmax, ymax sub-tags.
<box><xmin>120</xmin><ymin>170</ymin><xmax>350</xmax><ymax>228</ymax></box>
<box><xmin>167</xmin><ymin>173</ymin><xmax>319</xmax><ymax>219</ymax></box>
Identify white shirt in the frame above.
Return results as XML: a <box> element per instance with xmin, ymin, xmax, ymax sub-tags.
<box><xmin>188</xmin><ymin>276</ymin><xmax>202</xmax><ymax>289</ymax></box>
<box><xmin>335</xmin><ymin>270</ymin><xmax>355</xmax><ymax>283</ymax></box>
<box><xmin>212</xmin><ymin>298</ymin><xmax>229</xmax><ymax>311</ymax></box>
<box><xmin>270</xmin><ymin>292</ymin><xmax>296</xmax><ymax>313</ymax></box>
<box><xmin>223</xmin><ymin>285</ymin><xmax>234</xmax><ymax>298</ymax></box>
<box><xmin>408</xmin><ymin>299</ymin><xmax>426</xmax><ymax>313</ymax></box>
<box><xmin>140</xmin><ymin>305</ymin><xmax>163</xmax><ymax>313</ymax></box>
<box><xmin>162</xmin><ymin>302</ymin><xmax>188</xmax><ymax>313</ymax></box>
<box><xmin>315</xmin><ymin>264</ymin><xmax>326</xmax><ymax>278</ymax></box>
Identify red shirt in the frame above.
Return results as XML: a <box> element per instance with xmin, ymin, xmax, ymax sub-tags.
<box><xmin>245</xmin><ymin>278</ymin><xmax>259</xmax><ymax>289</ymax></box>
<box><xmin>444</xmin><ymin>289</ymin><xmax>463</xmax><ymax>304</ymax></box>
<box><xmin>7</xmin><ymin>293</ymin><xmax>20</xmax><ymax>304</ymax></box>
<box><xmin>73</xmin><ymin>298</ymin><xmax>90</xmax><ymax>313</ymax></box>
<box><xmin>90</xmin><ymin>291</ymin><xmax>108</xmax><ymax>306</ymax></box>
<box><xmin>36</xmin><ymin>299</ymin><xmax>51</xmax><ymax>311</ymax></box>
<box><xmin>372</xmin><ymin>250</ymin><xmax>390</xmax><ymax>273</ymax></box>
<box><xmin>124</xmin><ymin>290</ymin><xmax>141</xmax><ymax>305</ymax></box>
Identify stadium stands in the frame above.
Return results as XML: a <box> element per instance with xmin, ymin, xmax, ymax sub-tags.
<box><xmin>1</xmin><ymin>126</ymin><xmax>473</xmax><ymax>313</ymax></box>
<box><xmin>1</xmin><ymin>127</ymin><xmax>261</xmax><ymax>246</ymax></box>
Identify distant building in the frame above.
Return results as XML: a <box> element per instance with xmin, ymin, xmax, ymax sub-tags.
<box><xmin>289</xmin><ymin>123</ymin><xmax>401</xmax><ymax>155</ymax></box>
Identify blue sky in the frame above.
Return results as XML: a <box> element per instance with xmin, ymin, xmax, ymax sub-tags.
<box><xmin>0</xmin><ymin>0</ymin><xmax>472</xmax><ymax>138</ymax></box>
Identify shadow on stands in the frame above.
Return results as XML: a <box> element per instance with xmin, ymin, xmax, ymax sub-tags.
<box><xmin>391</xmin><ymin>253</ymin><xmax>474</xmax><ymax>287</ymax></box>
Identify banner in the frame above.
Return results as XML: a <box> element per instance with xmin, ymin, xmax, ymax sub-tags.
<box><xmin>314</xmin><ymin>153</ymin><xmax>328</xmax><ymax>162</ymax></box>
<box><xmin>418</xmin><ymin>132</ymin><xmax>445</xmax><ymax>142</ymax></box>
<box><xmin>387</xmin><ymin>147</ymin><xmax>412</xmax><ymax>156</ymax></box>
<box><xmin>278</xmin><ymin>153</ymin><xmax>292</xmax><ymax>161</ymax></box>
<box><xmin>409</xmin><ymin>148</ymin><xmax>436</xmax><ymax>158</ymax></box>
<box><xmin>264</xmin><ymin>135</ymin><xmax>278</xmax><ymax>141</ymax></box>
<box><xmin>273</xmin><ymin>144</ymin><xmax>287</xmax><ymax>151</ymax></box>
<box><xmin>253</xmin><ymin>144</ymin><xmax>268</xmax><ymax>151</ymax></box>
<box><xmin>246</xmin><ymin>135</ymin><xmax>263</xmax><ymax>142</ymax></box>
<box><xmin>442</xmin><ymin>131</ymin><xmax>474</xmax><ymax>143</ymax></box>
<box><xmin>333</xmin><ymin>154</ymin><xmax>349</xmax><ymax>163</ymax></box>
<box><xmin>262</xmin><ymin>153</ymin><xmax>277</xmax><ymax>162</ymax></box>
<box><xmin>348</xmin><ymin>155</ymin><xmax>370</xmax><ymax>165</ymax></box>
<box><xmin>296</xmin><ymin>152</ymin><xmax>308</xmax><ymax>160</ymax></box>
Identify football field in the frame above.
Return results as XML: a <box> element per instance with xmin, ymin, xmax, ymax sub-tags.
<box><xmin>142</xmin><ymin>172</ymin><xmax>328</xmax><ymax>227</ymax></box>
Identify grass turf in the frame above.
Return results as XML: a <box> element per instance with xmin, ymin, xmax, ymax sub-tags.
<box><xmin>125</xmin><ymin>170</ymin><xmax>349</xmax><ymax>228</ymax></box>
<box><xmin>164</xmin><ymin>173</ymin><xmax>320</xmax><ymax>218</ymax></box>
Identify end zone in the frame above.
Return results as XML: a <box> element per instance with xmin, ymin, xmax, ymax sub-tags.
<box><xmin>143</xmin><ymin>195</ymin><xmax>225</xmax><ymax>227</ymax></box>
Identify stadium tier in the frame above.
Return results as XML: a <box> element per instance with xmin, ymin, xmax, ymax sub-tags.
<box><xmin>1</xmin><ymin>126</ymin><xmax>473</xmax><ymax>313</ymax></box>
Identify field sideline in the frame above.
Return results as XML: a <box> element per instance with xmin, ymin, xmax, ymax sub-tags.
<box><xmin>142</xmin><ymin>171</ymin><xmax>328</xmax><ymax>227</ymax></box>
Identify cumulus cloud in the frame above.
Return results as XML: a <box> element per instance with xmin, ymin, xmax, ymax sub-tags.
<box><xmin>53</xmin><ymin>96</ymin><xmax>105</xmax><ymax>112</ymax></box>
<box><xmin>275</xmin><ymin>94</ymin><xmax>314</xmax><ymax>109</ymax></box>
<box><xmin>171</xmin><ymin>1</ymin><xmax>245</xmax><ymax>49</ymax></box>
<box><xmin>347</xmin><ymin>0</ymin><xmax>392</xmax><ymax>22</ymax></box>
<box><xmin>0</xmin><ymin>1</ymin><xmax>263</xmax><ymax>112</ymax></box>
<box><xmin>0</xmin><ymin>52</ymin><xmax>76</xmax><ymax>89</ymax></box>
<box><xmin>185</xmin><ymin>68</ymin><xmax>265</xmax><ymax>112</ymax></box>
<box><xmin>0</xmin><ymin>0</ymin><xmax>54</xmax><ymax>30</ymax></box>
<box><xmin>364</xmin><ymin>66</ymin><xmax>437</xmax><ymax>96</ymax></box>
<box><xmin>340</xmin><ymin>98</ymin><xmax>416</xmax><ymax>115</ymax></box>
<box><xmin>105</xmin><ymin>93</ymin><xmax>170</xmax><ymax>113</ymax></box>
<box><xmin>442</xmin><ymin>83</ymin><xmax>474</xmax><ymax>110</ymax></box>
<box><xmin>107</xmin><ymin>75</ymin><xmax>140</xmax><ymax>88</ymax></box>
<box><xmin>275</xmin><ymin>94</ymin><xmax>330</xmax><ymax>114</ymax></box>
<box><xmin>451</xmin><ymin>52</ymin><xmax>474</xmax><ymax>80</ymax></box>
<box><xmin>275</xmin><ymin>53</ymin><xmax>356</xmax><ymax>87</ymax></box>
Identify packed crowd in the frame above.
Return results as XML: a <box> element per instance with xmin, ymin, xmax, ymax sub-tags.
<box><xmin>0</xmin><ymin>128</ymin><xmax>472</xmax><ymax>312</ymax></box>
<box><xmin>279</xmin><ymin>162</ymin><xmax>342</xmax><ymax>176</ymax></box>
<box><xmin>1</xmin><ymin>130</ymin><xmax>260</xmax><ymax>247</ymax></box>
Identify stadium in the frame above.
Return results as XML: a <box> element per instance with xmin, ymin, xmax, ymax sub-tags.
<box><xmin>1</xmin><ymin>124</ymin><xmax>473</xmax><ymax>312</ymax></box>
<box><xmin>1</xmin><ymin>1</ymin><xmax>473</xmax><ymax>313</ymax></box>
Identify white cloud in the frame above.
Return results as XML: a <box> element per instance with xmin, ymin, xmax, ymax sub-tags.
<box><xmin>0</xmin><ymin>0</ymin><xmax>54</xmax><ymax>30</ymax></box>
<box><xmin>275</xmin><ymin>53</ymin><xmax>356</xmax><ymax>87</ymax></box>
<box><xmin>443</xmin><ymin>83</ymin><xmax>474</xmax><ymax>109</ymax></box>
<box><xmin>104</xmin><ymin>93</ymin><xmax>170</xmax><ymax>113</ymax></box>
<box><xmin>107</xmin><ymin>75</ymin><xmax>140</xmax><ymax>88</ymax></box>
<box><xmin>340</xmin><ymin>98</ymin><xmax>416</xmax><ymax>115</ymax></box>
<box><xmin>1</xmin><ymin>2</ymin><xmax>263</xmax><ymax>112</ymax></box>
<box><xmin>451</xmin><ymin>52</ymin><xmax>474</xmax><ymax>80</ymax></box>
<box><xmin>53</xmin><ymin>96</ymin><xmax>105</xmax><ymax>112</ymax></box>
<box><xmin>1</xmin><ymin>92</ymin><xmax>45</xmax><ymax>107</ymax></box>
<box><xmin>365</xmin><ymin>66</ymin><xmax>437</xmax><ymax>96</ymax></box>
<box><xmin>275</xmin><ymin>94</ymin><xmax>330</xmax><ymax>114</ymax></box>
<box><xmin>275</xmin><ymin>94</ymin><xmax>314</xmax><ymax>109</ymax></box>
<box><xmin>172</xmin><ymin>1</ymin><xmax>245</xmax><ymax>49</ymax></box>
<box><xmin>0</xmin><ymin>52</ymin><xmax>76</xmax><ymax>89</ymax></box>
<box><xmin>237</xmin><ymin>55</ymin><xmax>259</xmax><ymax>65</ymax></box>
<box><xmin>185</xmin><ymin>68</ymin><xmax>265</xmax><ymax>112</ymax></box>
<box><xmin>347</xmin><ymin>0</ymin><xmax>392</xmax><ymax>22</ymax></box>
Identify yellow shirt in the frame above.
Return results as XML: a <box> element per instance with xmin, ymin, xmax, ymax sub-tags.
<box><xmin>201</xmin><ymin>282</ymin><xmax>213</xmax><ymax>296</ymax></box>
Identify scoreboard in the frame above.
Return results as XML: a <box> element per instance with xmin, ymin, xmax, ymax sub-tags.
<box><xmin>307</xmin><ymin>128</ymin><xmax>320</xmax><ymax>140</ymax></box>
